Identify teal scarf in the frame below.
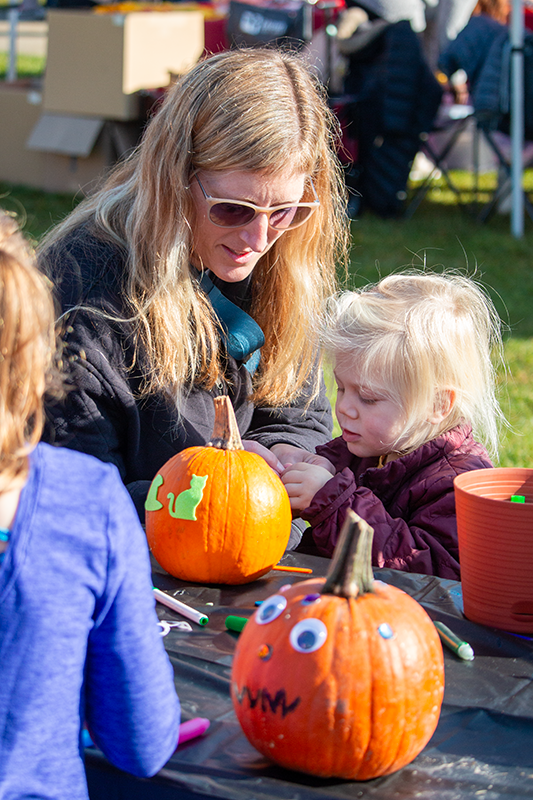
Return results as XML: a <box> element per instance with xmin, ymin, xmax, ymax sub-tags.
<box><xmin>199</xmin><ymin>273</ymin><xmax>264</xmax><ymax>374</ymax></box>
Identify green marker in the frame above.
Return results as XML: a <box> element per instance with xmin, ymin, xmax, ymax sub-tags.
<box><xmin>225</xmin><ymin>615</ymin><xmax>248</xmax><ymax>633</ymax></box>
<box><xmin>511</xmin><ymin>495</ymin><xmax>526</xmax><ymax>503</ymax></box>
<box><xmin>434</xmin><ymin>621</ymin><xmax>474</xmax><ymax>661</ymax></box>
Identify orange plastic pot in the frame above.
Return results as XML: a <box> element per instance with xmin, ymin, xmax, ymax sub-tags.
<box><xmin>454</xmin><ymin>468</ymin><xmax>533</xmax><ymax>633</ymax></box>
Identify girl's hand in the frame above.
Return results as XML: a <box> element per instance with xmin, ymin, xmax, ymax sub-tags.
<box><xmin>270</xmin><ymin>444</ymin><xmax>336</xmax><ymax>474</ymax></box>
<box><xmin>281</xmin><ymin>462</ymin><xmax>334</xmax><ymax>512</ymax></box>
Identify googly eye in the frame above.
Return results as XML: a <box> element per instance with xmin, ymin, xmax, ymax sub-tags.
<box><xmin>289</xmin><ymin>618</ymin><xmax>328</xmax><ymax>653</ymax></box>
<box><xmin>378</xmin><ymin>623</ymin><xmax>394</xmax><ymax>639</ymax></box>
<box><xmin>256</xmin><ymin>594</ymin><xmax>287</xmax><ymax>625</ymax></box>
<box><xmin>301</xmin><ymin>593</ymin><xmax>321</xmax><ymax>605</ymax></box>
<box><xmin>258</xmin><ymin>644</ymin><xmax>273</xmax><ymax>661</ymax></box>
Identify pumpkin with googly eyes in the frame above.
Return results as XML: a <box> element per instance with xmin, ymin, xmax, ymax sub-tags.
<box><xmin>230</xmin><ymin>510</ymin><xmax>444</xmax><ymax>780</ymax></box>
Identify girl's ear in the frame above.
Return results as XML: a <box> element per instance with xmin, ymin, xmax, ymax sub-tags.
<box><xmin>427</xmin><ymin>388</ymin><xmax>456</xmax><ymax>426</ymax></box>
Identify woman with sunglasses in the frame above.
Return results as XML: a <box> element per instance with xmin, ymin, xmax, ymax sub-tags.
<box><xmin>38</xmin><ymin>48</ymin><xmax>349</xmax><ymax>544</ymax></box>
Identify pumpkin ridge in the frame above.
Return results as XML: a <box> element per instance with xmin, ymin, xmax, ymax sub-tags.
<box><xmin>345</xmin><ymin>595</ymin><xmax>373</xmax><ymax>776</ymax></box>
<box><xmin>387</xmin><ymin>600</ymin><xmax>444</xmax><ymax>772</ymax></box>
<box><xmin>364</xmin><ymin>592</ymin><xmax>407</xmax><ymax>778</ymax></box>
<box><xmin>232</xmin><ymin>453</ymin><xmax>249</xmax><ymax>578</ymax></box>
<box><xmin>199</xmin><ymin>449</ymin><xmax>216</xmax><ymax>577</ymax></box>
<box><xmin>217</xmin><ymin>451</ymin><xmax>233</xmax><ymax>582</ymax></box>
<box><xmin>386</xmin><ymin>605</ymin><xmax>420</xmax><ymax>774</ymax></box>
<box><xmin>312</xmin><ymin>601</ymin><xmax>340</xmax><ymax>773</ymax></box>
<box><xmin>186</xmin><ymin>450</ymin><xmax>208</xmax><ymax>574</ymax></box>
<box><xmin>326</xmin><ymin>597</ymin><xmax>360</xmax><ymax>774</ymax></box>
<box><xmin>247</xmin><ymin>458</ymin><xmax>267</xmax><ymax>570</ymax></box>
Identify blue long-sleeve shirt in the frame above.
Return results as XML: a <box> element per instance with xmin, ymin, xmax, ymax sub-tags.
<box><xmin>0</xmin><ymin>442</ymin><xmax>180</xmax><ymax>799</ymax></box>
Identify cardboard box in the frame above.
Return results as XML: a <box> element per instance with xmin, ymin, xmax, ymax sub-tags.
<box><xmin>43</xmin><ymin>9</ymin><xmax>205</xmax><ymax>120</ymax></box>
<box><xmin>27</xmin><ymin>113</ymin><xmax>104</xmax><ymax>158</ymax></box>
<box><xmin>0</xmin><ymin>83</ymin><xmax>108</xmax><ymax>193</ymax></box>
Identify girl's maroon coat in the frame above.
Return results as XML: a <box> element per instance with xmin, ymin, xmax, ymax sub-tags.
<box><xmin>301</xmin><ymin>425</ymin><xmax>492</xmax><ymax>579</ymax></box>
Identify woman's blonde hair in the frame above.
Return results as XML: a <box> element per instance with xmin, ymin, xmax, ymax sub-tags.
<box><xmin>322</xmin><ymin>271</ymin><xmax>505</xmax><ymax>458</ymax></box>
<box><xmin>39</xmin><ymin>47</ymin><xmax>348</xmax><ymax>406</ymax></box>
<box><xmin>0</xmin><ymin>213</ymin><xmax>58</xmax><ymax>491</ymax></box>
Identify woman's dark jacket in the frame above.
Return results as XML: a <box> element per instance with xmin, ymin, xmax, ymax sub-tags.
<box><xmin>40</xmin><ymin>225</ymin><xmax>333</xmax><ymax>527</ymax></box>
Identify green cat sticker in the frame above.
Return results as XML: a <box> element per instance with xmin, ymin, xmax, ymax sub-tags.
<box><xmin>167</xmin><ymin>474</ymin><xmax>208</xmax><ymax>520</ymax></box>
<box><xmin>145</xmin><ymin>472</ymin><xmax>208</xmax><ymax>520</ymax></box>
<box><xmin>145</xmin><ymin>473</ymin><xmax>164</xmax><ymax>511</ymax></box>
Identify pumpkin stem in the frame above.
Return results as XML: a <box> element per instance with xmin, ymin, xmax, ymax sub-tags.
<box><xmin>321</xmin><ymin>509</ymin><xmax>375</xmax><ymax>598</ymax></box>
<box><xmin>207</xmin><ymin>396</ymin><xmax>244</xmax><ymax>451</ymax></box>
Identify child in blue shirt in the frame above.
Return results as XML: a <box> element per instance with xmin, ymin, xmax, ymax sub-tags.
<box><xmin>0</xmin><ymin>212</ymin><xmax>181</xmax><ymax>799</ymax></box>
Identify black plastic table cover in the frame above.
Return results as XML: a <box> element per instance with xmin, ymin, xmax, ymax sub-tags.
<box><xmin>86</xmin><ymin>552</ymin><xmax>533</xmax><ymax>800</ymax></box>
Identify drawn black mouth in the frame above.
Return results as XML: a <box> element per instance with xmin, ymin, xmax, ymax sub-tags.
<box><xmin>234</xmin><ymin>684</ymin><xmax>300</xmax><ymax>718</ymax></box>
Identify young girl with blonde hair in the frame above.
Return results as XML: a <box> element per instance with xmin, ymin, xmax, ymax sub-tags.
<box><xmin>283</xmin><ymin>271</ymin><xmax>505</xmax><ymax>578</ymax></box>
<box><xmin>38</xmin><ymin>48</ymin><xmax>348</xmax><ymax>544</ymax></box>
<box><xmin>0</xmin><ymin>212</ymin><xmax>180</xmax><ymax>798</ymax></box>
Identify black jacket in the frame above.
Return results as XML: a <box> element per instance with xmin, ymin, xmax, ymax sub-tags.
<box><xmin>343</xmin><ymin>19</ymin><xmax>442</xmax><ymax>216</ymax></box>
<box><xmin>40</xmin><ymin>225</ymin><xmax>333</xmax><ymax>529</ymax></box>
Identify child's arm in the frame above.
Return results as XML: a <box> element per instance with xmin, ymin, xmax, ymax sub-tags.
<box><xmin>300</xmin><ymin>466</ymin><xmax>462</xmax><ymax>580</ymax></box>
<box><xmin>84</xmin><ymin>468</ymin><xmax>181</xmax><ymax>778</ymax></box>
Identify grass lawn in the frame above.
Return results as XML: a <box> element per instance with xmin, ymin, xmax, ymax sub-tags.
<box><xmin>0</xmin><ymin>53</ymin><xmax>45</xmax><ymax>80</ymax></box>
<box><xmin>1</xmin><ymin>171</ymin><xmax>533</xmax><ymax>468</ymax></box>
<box><xmin>0</xmin><ymin>182</ymin><xmax>81</xmax><ymax>243</ymax></box>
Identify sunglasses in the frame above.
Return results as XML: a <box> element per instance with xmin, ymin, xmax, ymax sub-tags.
<box><xmin>194</xmin><ymin>175</ymin><xmax>320</xmax><ymax>230</ymax></box>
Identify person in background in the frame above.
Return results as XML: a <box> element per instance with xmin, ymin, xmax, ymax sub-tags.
<box><xmin>38</xmin><ymin>48</ymin><xmax>348</xmax><ymax>547</ymax></box>
<box><xmin>472</xmin><ymin>0</ymin><xmax>510</xmax><ymax>25</ymax></box>
<box><xmin>438</xmin><ymin>0</ymin><xmax>511</xmax><ymax>114</ymax></box>
<box><xmin>526</xmin><ymin>0</ymin><xmax>533</xmax><ymax>31</ymax></box>
<box><xmin>334</xmin><ymin>2</ymin><xmax>444</xmax><ymax>217</ymax></box>
<box><xmin>0</xmin><ymin>212</ymin><xmax>180</xmax><ymax>799</ymax></box>
<box><xmin>337</xmin><ymin>0</ymin><xmax>479</xmax><ymax>68</ymax></box>
<box><xmin>283</xmin><ymin>272</ymin><xmax>506</xmax><ymax>579</ymax></box>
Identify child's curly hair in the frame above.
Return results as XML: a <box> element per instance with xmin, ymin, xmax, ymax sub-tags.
<box><xmin>0</xmin><ymin>213</ymin><xmax>62</xmax><ymax>491</ymax></box>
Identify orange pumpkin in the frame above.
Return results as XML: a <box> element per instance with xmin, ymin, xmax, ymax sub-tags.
<box><xmin>145</xmin><ymin>396</ymin><xmax>292</xmax><ymax>584</ymax></box>
<box><xmin>231</xmin><ymin>510</ymin><xmax>444</xmax><ymax>779</ymax></box>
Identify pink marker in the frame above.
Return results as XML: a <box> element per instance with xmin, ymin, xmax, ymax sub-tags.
<box><xmin>178</xmin><ymin>717</ymin><xmax>211</xmax><ymax>746</ymax></box>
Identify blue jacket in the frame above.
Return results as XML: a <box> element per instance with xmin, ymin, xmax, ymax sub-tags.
<box><xmin>438</xmin><ymin>14</ymin><xmax>509</xmax><ymax>117</ymax></box>
<box><xmin>0</xmin><ymin>443</ymin><xmax>180</xmax><ymax>799</ymax></box>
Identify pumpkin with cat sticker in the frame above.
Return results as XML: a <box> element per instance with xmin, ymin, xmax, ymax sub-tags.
<box><xmin>145</xmin><ymin>396</ymin><xmax>292</xmax><ymax>584</ymax></box>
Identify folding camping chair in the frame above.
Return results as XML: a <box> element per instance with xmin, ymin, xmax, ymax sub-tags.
<box><xmin>405</xmin><ymin>106</ymin><xmax>533</xmax><ymax>222</ymax></box>
<box><xmin>473</xmin><ymin>122</ymin><xmax>533</xmax><ymax>222</ymax></box>
<box><xmin>404</xmin><ymin>105</ymin><xmax>476</xmax><ymax>218</ymax></box>
<box><xmin>405</xmin><ymin>12</ymin><xmax>533</xmax><ymax>222</ymax></box>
